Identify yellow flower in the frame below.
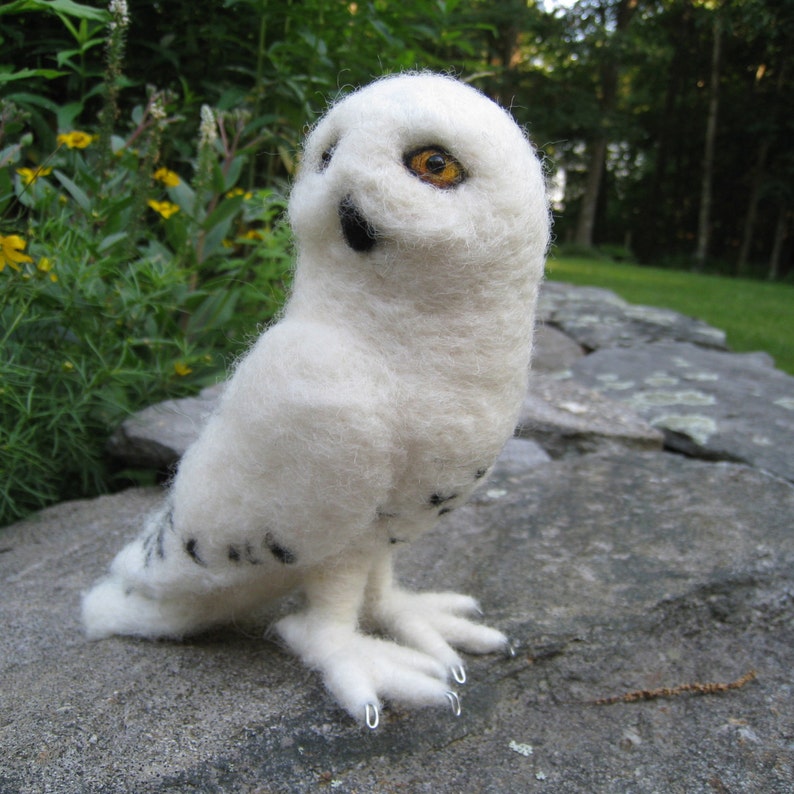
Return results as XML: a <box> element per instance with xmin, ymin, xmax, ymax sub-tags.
<box><xmin>16</xmin><ymin>166</ymin><xmax>53</xmax><ymax>185</ymax></box>
<box><xmin>37</xmin><ymin>257</ymin><xmax>58</xmax><ymax>282</ymax></box>
<box><xmin>173</xmin><ymin>361</ymin><xmax>193</xmax><ymax>377</ymax></box>
<box><xmin>57</xmin><ymin>131</ymin><xmax>96</xmax><ymax>149</ymax></box>
<box><xmin>0</xmin><ymin>234</ymin><xmax>34</xmax><ymax>272</ymax></box>
<box><xmin>241</xmin><ymin>229</ymin><xmax>264</xmax><ymax>241</ymax></box>
<box><xmin>153</xmin><ymin>167</ymin><xmax>181</xmax><ymax>187</ymax></box>
<box><xmin>62</xmin><ymin>361</ymin><xmax>75</xmax><ymax>373</ymax></box>
<box><xmin>226</xmin><ymin>186</ymin><xmax>253</xmax><ymax>200</ymax></box>
<box><xmin>147</xmin><ymin>199</ymin><xmax>180</xmax><ymax>219</ymax></box>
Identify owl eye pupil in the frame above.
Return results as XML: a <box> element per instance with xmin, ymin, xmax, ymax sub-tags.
<box><xmin>426</xmin><ymin>154</ymin><xmax>447</xmax><ymax>174</ymax></box>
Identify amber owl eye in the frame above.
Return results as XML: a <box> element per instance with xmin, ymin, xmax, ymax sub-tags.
<box><xmin>404</xmin><ymin>147</ymin><xmax>466</xmax><ymax>188</ymax></box>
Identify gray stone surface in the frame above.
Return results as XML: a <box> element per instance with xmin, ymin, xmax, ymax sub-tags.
<box><xmin>518</xmin><ymin>373</ymin><xmax>663</xmax><ymax>458</ymax></box>
<box><xmin>537</xmin><ymin>281</ymin><xmax>629</xmax><ymax>321</ymax></box>
<box><xmin>107</xmin><ymin>384</ymin><xmax>224</xmax><ymax>470</ymax></box>
<box><xmin>570</xmin><ymin>341</ymin><xmax>794</xmax><ymax>481</ymax></box>
<box><xmin>539</xmin><ymin>281</ymin><xmax>728</xmax><ymax>351</ymax></box>
<box><xmin>2</xmin><ymin>451</ymin><xmax>793</xmax><ymax>793</ymax></box>
<box><xmin>532</xmin><ymin>323</ymin><xmax>586</xmax><ymax>373</ymax></box>
<box><xmin>491</xmin><ymin>436</ymin><xmax>552</xmax><ymax>474</ymax></box>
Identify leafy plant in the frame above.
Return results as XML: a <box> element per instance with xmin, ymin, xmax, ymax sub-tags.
<box><xmin>1</xmin><ymin>2</ymin><xmax>293</xmax><ymax>527</ymax></box>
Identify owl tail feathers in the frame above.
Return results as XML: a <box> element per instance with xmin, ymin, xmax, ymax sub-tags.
<box><xmin>81</xmin><ymin>575</ymin><xmax>201</xmax><ymax>641</ymax></box>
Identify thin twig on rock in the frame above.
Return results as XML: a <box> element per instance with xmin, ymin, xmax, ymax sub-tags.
<box><xmin>592</xmin><ymin>669</ymin><xmax>757</xmax><ymax>706</ymax></box>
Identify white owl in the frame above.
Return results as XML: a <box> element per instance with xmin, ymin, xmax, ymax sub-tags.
<box><xmin>82</xmin><ymin>73</ymin><xmax>550</xmax><ymax>727</ymax></box>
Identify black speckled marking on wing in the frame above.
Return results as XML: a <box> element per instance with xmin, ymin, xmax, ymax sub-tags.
<box><xmin>143</xmin><ymin>508</ymin><xmax>172</xmax><ymax>567</ymax></box>
<box><xmin>244</xmin><ymin>542</ymin><xmax>263</xmax><ymax>565</ymax></box>
<box><xmin>264</xmin><ymin>533</ymin><xmax>297</xmax><ymax>565</ymax></box>
<box><xmin>228</xmin><ymin>544</ymin><xmax>241</xmax><ymax>562</ymax></box>
<box><xmin>156</xmin><ymin>509</ymin><xmax>171</xmax><ymax>560</ymax></box>
<box><xmin>475</xmin><ymin>467</ymin><xmax>489</xmax><ymax>480</ymax></box>
<box><xmin>184</xmin><ymin>537</ymin><xmax>206</xmax><ymax>566</ymax></box>
<box><xmin>428</xmin><ymin>492</ymin><xmax>459</xmax><ymax>508</ymax></box>
<box><xmin>142</xmin><ymin>532</ymin><xmax>155</xmax><ymax>567</ymax></box>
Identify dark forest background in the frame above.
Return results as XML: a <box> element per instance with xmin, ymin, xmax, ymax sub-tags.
<box><xmin>4</xmin><ymin>0</ymin><xmax>792</xmax><ymax>280</ymax></box>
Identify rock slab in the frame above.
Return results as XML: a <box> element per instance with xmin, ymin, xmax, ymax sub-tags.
<box><xmin>4</xmin><ymin>280</ymin><xmax>794</xmax><ymax>792</ymax></box>
<box><xmin>570</xmin><ymin>341</ymin><xmax>794</xmax><ymax>481</ymax></box>
<box><xmin>518</xmin><ymin>373</ymin><xmax>663</xmax><ymax>458</ymax></box>
<box><xmin>2</xmin><ymin>450</ymin><xmax>793</xmax><ymax>793</ymax></box>
<box><xmin>538</xmin><ymin>281</ymin><xmax>728</xmax><ymax>351</ymax></box>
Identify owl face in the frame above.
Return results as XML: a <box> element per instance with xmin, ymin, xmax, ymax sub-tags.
<box><xmin>288</xmin><ymin>73</ymin><xmax>549</xmax><ymax>286</ymax></box>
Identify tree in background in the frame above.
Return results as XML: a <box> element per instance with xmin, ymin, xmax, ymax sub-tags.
<box><xmin>569</xmin><ymin>0</ymin><xmax>639</xmax><ymax>250</ymax></box>
<box><xmin>694</xmin><ymin>2</ymin><xmax>723</xmax><ymax>272</ymax></box>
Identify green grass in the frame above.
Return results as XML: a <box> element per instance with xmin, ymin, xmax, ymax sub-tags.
<box><xmin>545</xmin><ymin>256</ymin><xmax>794</xmax><ymax>375</ymax></box>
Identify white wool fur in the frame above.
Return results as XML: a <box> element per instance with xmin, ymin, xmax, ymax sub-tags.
<box><xmin>82</xmin><ymin>72</ymin><xmax>550</xmax><ymax>725</ymax></box>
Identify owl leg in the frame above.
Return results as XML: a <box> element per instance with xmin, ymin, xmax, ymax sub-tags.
<box><xmin>274</xmin><ymin>547</ymin><xmax>459</xmax><ymax>727</ymax></box>
<box><xmin>363</xmin><ymin>552</ymin><xmax>511</xmax><ymax>684</ymax></box>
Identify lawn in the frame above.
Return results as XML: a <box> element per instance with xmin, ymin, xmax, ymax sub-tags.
<box><xmin>545</xmin><ymin>256</ymin><xmax>794</xmax><ymax>376</ymax></box>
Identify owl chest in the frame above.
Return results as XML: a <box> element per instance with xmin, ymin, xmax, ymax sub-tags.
<box><xmin>376</xmin><ymin>379</ymin><xmax>519</xmax><ymax>543</ymax></box>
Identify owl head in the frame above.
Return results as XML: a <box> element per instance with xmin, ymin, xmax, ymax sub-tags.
<box><xmin>288</xmin><ymin>73</ymin><xmax>549</xmax><ymax>307</ymax></box>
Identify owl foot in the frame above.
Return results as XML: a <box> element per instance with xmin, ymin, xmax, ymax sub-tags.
<box><xmin>275</xmin><ymin>612</ymin><xmax>461</xmax><ymax>726</ymax></box>
<box><xmin>367</xmin><ymin>588</ymin><xmax>509</xmax><ymax>677</ymax></box>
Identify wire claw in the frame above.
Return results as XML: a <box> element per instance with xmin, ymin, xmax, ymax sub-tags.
<box><xmin>446</xmin><ymin>690</ymin><xmax>462</xmax><ymax>717</ymax></box>
<box><xmin>365</xmin><ymin>703</ymin><xmax>379</xmax><ymax>730</ymax></box>
<box><xmin>451</xmin><ymin>664</ymin><xmax>467</xmax><ymax>685</ymax></box>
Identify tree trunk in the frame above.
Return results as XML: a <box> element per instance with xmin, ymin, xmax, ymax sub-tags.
<box><xmin>573</xmin><ymin>0</ymin><xmax>637</xmax><ymax>249</ymax></box>
<box><xmin>767</xmin><ymin>204</ymin><xmax>790</xmax><ymax>281</ymax></box>
<box><xmin>574</xmin><ymin>136</ymin><xmax>608</xmax><ymax>247</ymax></box>
<box><xmin>736</xmin><ymin>138</ymin><xmax>771</xmax><ymax>275</ymax></box>
<box><xmin>694</xmin><ymin>15</ymin><xmax>722</xmax><ymax>270</ymax></box>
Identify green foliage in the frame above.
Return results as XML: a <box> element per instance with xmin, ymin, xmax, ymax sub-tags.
<box><xmin>1</xmin><ymin>7</ymin><xmax>293</xmax><ymax>526</ymax></box>
<box><xmin>1</xmin><ymin>124</ymin><xmax>291</xmax><ymax>525</ymax></box>
<box><xmin>546</xmin><ymin>255</ymin><xmax>794</xmax><ymax>377</ymax></box>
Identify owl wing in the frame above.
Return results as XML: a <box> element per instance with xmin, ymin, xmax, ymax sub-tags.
<box><xmin>169</xmin><ymin>317</ymin><xmax>396</xmax><ymax>572</ymax></box>
<box><xmin>94</xmin><ymin>317</ymin><xmax>394</xmax><ymax>612</ymax></box>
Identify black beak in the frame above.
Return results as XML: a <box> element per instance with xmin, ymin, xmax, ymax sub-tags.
<box><xmin>339</xmin><ymin>196</ymin><xmax>378</xmax><ymax>252</ymax></box>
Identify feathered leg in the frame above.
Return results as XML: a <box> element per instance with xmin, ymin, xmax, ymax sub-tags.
<box><xmin>274</xmin><ymin>545</ymin><xmax>457</xmax><ymax>727</ymax></box>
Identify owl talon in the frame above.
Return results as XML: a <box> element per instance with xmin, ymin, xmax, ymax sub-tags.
<box><xmin>446</xmin><ymin>690</ymin><xmax>462</xmax><ymax>717</ymax></box>
<box><xmin>365</xmin><ymin>702</ymin><xmax>380</xmax><ymax>730</ymax></box>
<box><xmin>504</xmin><ymin>639</ymin><xmax>517</xmax><ymax>658</ymax></box>
<box><xmin>451</xmin><ymin>664</ymin><xmax>467</xmax><ymax>685</ymax></box>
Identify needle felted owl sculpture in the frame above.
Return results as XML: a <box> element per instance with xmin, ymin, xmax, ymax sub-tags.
<box><xmin>82</xmin><ymin>72</ymin><xmax>550</xmax><ymax>727</ymax></box>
